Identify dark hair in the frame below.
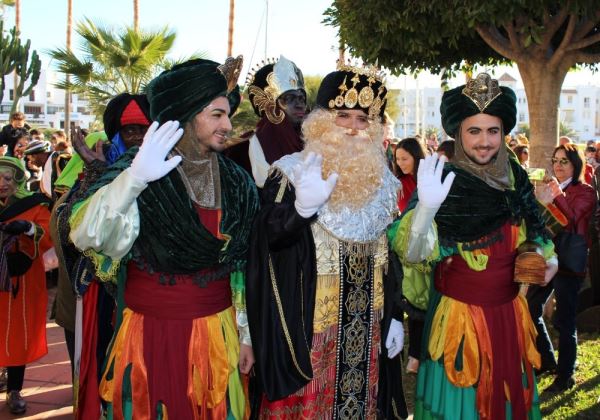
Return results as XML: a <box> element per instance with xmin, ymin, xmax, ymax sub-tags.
<box><xmin>513</xmin><ymin>144</ymin><xmax>529</xmax><ymax>163</ymax></box>
<box><xmin>393</xmin><ymin>137</ymin><xmax>425</xmax><ymax>179</ymax></box>
<box><xmin>553</xmin><ymin>143</ymin><xmax>584</xmax><ymax>184</ymax></box>
<box><xmin>10</xmin><ymin>112</ymin><xmax>24</xmax><ymax>121</ymax></box>
<box><xmin>437</xmin><ymin>140</ymin><xmax>455</xmax><ymax>160</ymax></box>
<box><xmin>585</xmin><ymin>145</ymin><xmax>596</xmax><ymax>153</ymax></box>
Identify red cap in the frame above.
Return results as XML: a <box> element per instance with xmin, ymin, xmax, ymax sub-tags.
<box><xmin>120</xmin><ymin>100</ymin><xmax>150</xmax><ymax>127</ymax></box>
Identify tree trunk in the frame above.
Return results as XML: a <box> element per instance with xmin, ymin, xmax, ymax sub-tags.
<box><xmin>13</xmin><ymin>0</ymin><xmax>19</xmax><ymax>112</ymax></box>
<box><xmin>65</xmin><ymin>0</ymin><xmax>72</xmax><ymax>140</ymax></box>
<box><xmin>227</xmin><ymin>0</ymin><xmax>234</xmax><ymax>56</ymax></box>
<box><xmin>133</xmin><ymin>0</ymin><xmax>139</xmax><ymax>32</ymax></box>
<box><xmin>517</xmin><ymin>61</ymin><xmax>566</xmax><ymax>169</ymax></box>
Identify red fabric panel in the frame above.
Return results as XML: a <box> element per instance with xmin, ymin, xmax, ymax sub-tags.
<box><xmin>125</xmin><ymin>265</ymin><xmax>231</xmax><ymax>320</ymax></box>
<box><xmin>435</xmin><ymin>252</ymin><xmax>518</xmax><ymax>307</ymax></box>
<box><xmin>482</xmin><ymin>302</ymin><xmax>528</xmax><ymax>419</ymax></box>
<box><xmin>76</xmin><ymin>282</ymin><xmax>100</xmax><ymax>420</ymax></box>
<box><xmin>144</xmin><ymin>315</ymin><xmax>194</xmax><ymax>420</ymax></box>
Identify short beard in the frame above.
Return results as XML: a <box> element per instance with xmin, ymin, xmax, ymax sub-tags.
<box><xmin>302</xmin><ymin>108</ymin><xmax>385</xmax><ymax>210</ymax></box>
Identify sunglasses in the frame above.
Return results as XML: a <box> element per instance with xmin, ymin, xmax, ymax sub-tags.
<box><xmin>551</xmin><ymin>157</ymin><xmax>570</xmax><ymax>166</ymax></box>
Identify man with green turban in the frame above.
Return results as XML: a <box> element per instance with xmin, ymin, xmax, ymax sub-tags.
<box><xmin>388</xmin><ymin>73</ymin><xmax>558</xmax><ymax>419</ymax></box>
<box><xmin>68</xmin><ymin>57</ymin><xmax>258</xmax><ymax>420</ymax></box>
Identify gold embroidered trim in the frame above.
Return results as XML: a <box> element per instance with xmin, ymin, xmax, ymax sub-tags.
<box><xmin>268</xmin><ymin>256</ymin><xmax>312</xmax><ymax>381</ymax></box>
<box><xmin>275</xmin><ymin>176</ymin><xmax>288</xmax><ymax>204</ymax></box>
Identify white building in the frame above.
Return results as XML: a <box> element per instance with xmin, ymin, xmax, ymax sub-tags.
<box><xmin>390</xmin><ymin>72</ymin><xmax>600</xmax><ymax>142</ymax></box>
<box><xmin>0</xmin><ymin>68</ymin><xmax>95</xmax><ymax>129</ymax></box>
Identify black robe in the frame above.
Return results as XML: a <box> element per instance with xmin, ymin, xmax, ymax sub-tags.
<box><xmin>246</xmin><ymin>170</ymin><xmax>408</xmax><ymax>418</ymax></box>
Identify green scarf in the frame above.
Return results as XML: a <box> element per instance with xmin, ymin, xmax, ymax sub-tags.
<box><xmin>405</xmin><ymin>156</ymin><xmax>547</xmax><ymax>247</ymax></box>
<box><xmin>54</xmin><ymin>131</ymin><xmax>108</xmax><ymax>190</ymax></box>
<box><xmin>82</xmin><ymin>147</ymin><xmax>259</xmax><ymax>277</ymax></box>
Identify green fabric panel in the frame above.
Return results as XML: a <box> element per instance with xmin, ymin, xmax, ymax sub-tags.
<box><xmin>55</xmin><ymin>131</ymin><xmax>108</xmax><ymax>189</ymax></box>
<box><xmin>122</xmin><ymin>363</ymin><xmax>133</xmax><ymax>419</ymax></box>
<box><xmin>227</xmin><ymin>368</ymin><xmax>245</xmax><ymax>420</ymax></box>
<box><xmin>156</xmin><ymin>401</ymin><xmax>164</xmax><ymax>420</ymax></box>
<box><xmin>75</xmin><ymin>148</ymin><xmax>258</xmax><ymax>275</ymax></box>
<box><xmin>415</xmin><ymin>359</ymin><xmax>478</xmax><ymax>420</ymax></box>
<box><xmin>402</xmin><ymin>265</ymin><xmax>431</xmax><ymax>310</ymax></box>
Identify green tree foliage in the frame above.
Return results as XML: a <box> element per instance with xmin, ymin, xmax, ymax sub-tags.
<box><xmin>303</xmin><ymin>75</ymin><xmax>322</xmax><ymax>110</ymax></box>
<box><xmin>48</xmin><ymin>18</ymin><xmax>198</xmax><ymax>117</ymax></box>
<box><xmin>324</xmin><ymin>1</ymin><xmax>600</xmax><ymax>165</ymax></box>
<box><xmin>230</xmin><ymin>97</ymin><xmax>258</xmax><ymax>138</ymax></box>
<box><xmin>559</xmin><ymin>121</ymin><xmax>576</xmax><ymax>138</ymax></box>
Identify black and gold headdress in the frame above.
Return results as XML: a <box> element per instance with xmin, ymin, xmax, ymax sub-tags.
<box><xmin>316</xmin><ymin>61</ymin><xmax>387</xmax><ymax>119</ymax></box>
<box><xmin>246</xmin><ymin>55</ymin><xmax>305</xmax><ymax>124</ymax></box>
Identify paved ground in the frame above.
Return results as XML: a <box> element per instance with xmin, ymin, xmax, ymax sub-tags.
<box><xmin>0</xmin><ymin>287</ymin><xmax>74</xmax><ymax>419</ymax></box>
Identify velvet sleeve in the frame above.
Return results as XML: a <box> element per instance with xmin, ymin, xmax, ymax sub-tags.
<box><xmin>261</xmin><ymin>171</ymin><xmax>316</xmax><ymax>250</ymax></box>
<box><xmin>245</xmin><ymin>170</ymin><xmax>318</xmax><ymax>401</ymax></box>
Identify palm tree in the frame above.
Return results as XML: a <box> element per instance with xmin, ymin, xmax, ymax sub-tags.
<box><xmin>48</xmin><ymin>18</ymin><xmax>190</xmax><ymax>117</ymax></box>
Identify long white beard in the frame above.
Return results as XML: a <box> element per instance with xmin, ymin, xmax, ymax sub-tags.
<box><xmin>302</xmin><ymin>109</ymin><xmax>386</xmax><ymax>210</ymax></box>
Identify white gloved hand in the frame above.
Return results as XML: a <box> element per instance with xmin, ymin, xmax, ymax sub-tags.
<box><xmin>416</xmin><ymin>154</ymin><xmax>455</xmax><ymax>209</ymax></box>
<box><xmin>293</xmin><ymin>152</ymin><xmax>338</xmax><ymax>218</ymax></box>
<box><xmin>410</xmin><ymin>154</ymin><xmax>455</xmax><ymax>235</ymax></box>
<box><xmin>385</xmin><ymin>318</ymin><xmax>404</xmax><ymax>359</ymax></box>
<box><xmin>128</xmin><ymin>121</ymin><xmax>184</xmax><ymax>183</ymax></box>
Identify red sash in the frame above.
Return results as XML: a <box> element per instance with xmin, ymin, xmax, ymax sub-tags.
<box><xmin>435</xmin><ymin>252</ymin><xmax>518</xmax><ymax>307</ymax></box>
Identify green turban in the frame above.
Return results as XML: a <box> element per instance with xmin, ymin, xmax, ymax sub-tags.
<box><xmin>0</xmin><ymin>156</ymin><xmax>32</xmax><ymax>199</ymax></box>
<box><xmin>440</xmin><ymin>73</ymin><xmax>516</xmax><ymax>137</ymax></box>
<box><xmin>146</xmin><ymin>58</ymin><xmax>241</xmax><ymax>125</ymax></box>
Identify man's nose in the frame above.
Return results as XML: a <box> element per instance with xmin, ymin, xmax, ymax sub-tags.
<box><xmin>222</xmin><ymin>116</ymin><xmax>233</xmax><ymax>132</ymax></box>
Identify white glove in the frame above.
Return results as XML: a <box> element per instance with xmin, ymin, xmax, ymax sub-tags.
<box><xmin>385</xmin><ymin>318</ymin><xmax>404</xmax><ymax>359</ymax></box>
<box><xmin>412</xmin><ymin>154</ymin><xmax>455</xmax><ymax>234</ymax></box>
<box><xmin>293</xmin><ymin>152</ymin><xmax>338</xmax><ymax>218</ymax></box>
<box><xmin>417</xmin><ymin>154</ymin><xmax>455</xmax><ymax>209</ymax></box>
<box><xmin>128</xmin><ymin>121</ymin><xmax>183</xmax><ymax>183</ymax></box>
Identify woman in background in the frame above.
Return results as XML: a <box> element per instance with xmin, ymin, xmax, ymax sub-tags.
<box><xmin>392</xmin><ymin>137</ymin><xmax>427</xmax><ymax>374</ymax></box>
<box><xmin>0</xmin><ymin>157</ymin><xmax>52</xmax><ymax>414</ymax></box>
<box><xmin>528</xmin><ymin>144</ymin><xmax>595</xmax><ymax>392</ymax></box>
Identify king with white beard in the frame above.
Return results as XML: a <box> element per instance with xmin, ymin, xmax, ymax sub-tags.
<box><xmin>246</xmin><ymin>64</ymin><xmax>407</xmax><ymax>419</ymax></box>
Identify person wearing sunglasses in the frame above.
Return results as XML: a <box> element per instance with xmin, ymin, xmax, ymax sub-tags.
<box><xmin>528</xmin><ymin>143</ymin><xmax>596</xmax><ymax>392</ymax></box>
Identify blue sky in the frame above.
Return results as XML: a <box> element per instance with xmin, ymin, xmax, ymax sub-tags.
<box><xmin>7</xmin><ymin>0</ymin><xmax>339</xmax><ymax>77</ymax></box>
<box><xmin>4</xmin><ymin>0</ymin><xmax>598</xmax><ymax>89</ymax></box>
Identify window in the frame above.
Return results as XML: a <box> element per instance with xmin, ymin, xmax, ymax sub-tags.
<box><xmin>563</xmin><ymin>110</ymin><xmax>574</xmax><ymax>123</ymax></box>
<box><xmin>29</xmin><ymin>90</ymin><xmax>35</xmax><ymax>101</ymax></box>
<box><xmin>24</xmin><ymin>105</ymin><xmax>42</xmax><ymax>114</ymax></box>
<box><xmin>584</xmin><ymin>97</ymin><xmax>590</xmax><ymax>108</ymax></box>
<box><xmin>519</xmin><ymin>113</ymin><xmax>525</xmax><ymax>122</ymax></box>
<box><xmin>47</xmin><ymin>106</ymin><xmax>64</xmax><ymax>114</ymax></box>
<box><xmin>568</xmin><ymin>96</ymin><xmax>573</xmax><ymax>104</ymax></box>
<box><xmin>47</xmin><ymin>91</ymin><xmax>51</xmax><ymax>98</ymax></box>
<box><xmin>9</xmin><ymin>89</ymin><xmax>13</xmax><ymax>100</ymax></box>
